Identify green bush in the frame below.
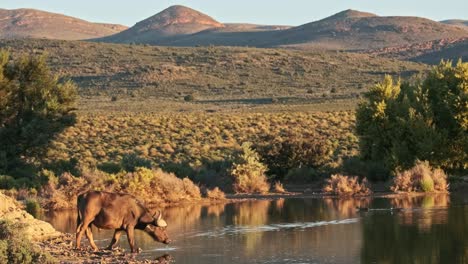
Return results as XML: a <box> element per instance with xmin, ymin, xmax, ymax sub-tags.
<box><xmin>0</xmin><ymin>220</ymin><xmax>55</xmax><ymax>263</ymax></box>
<box><xmin>120</xmin><ymin>153</ymin><xmax>152</xmax><ymax>172</ymax></box>
<box><xmin>25</xmin><ymin>198</ymin><xmax>42</xmax><ymax>218</ymax></box>
<box><xmin>285</xmin><ymin>167</ymin><xmax>319</xmax><ymax>183</ymax></box>
<box><xmin>0</xmin><ymin>175</ymin><xmax>16</xmax><ymax>189</ymax></box>
<box><xmin>256</xmin><ymin>134</ymin><xmax>334</xmax><ymax>179</ymax></box>
<box><xmin>230</xmin><ymin>142</ymin><xmax>269</xmax><ymax>194</ymax></box>
<box><xmin>356</xmin><ymin>61</ymin><xmax>468</xmax><ymax>173</ymax></box>
<box><xmin>97</xmin><ymin>162</ymin><xmax>122</xmax><ymax>174</ymax></box>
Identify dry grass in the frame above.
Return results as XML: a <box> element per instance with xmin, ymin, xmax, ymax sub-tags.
<box><xmin>39</xmin><ymin>167</ymin><xmax>202</xmax><ymax>210</ymax></box>
<box><xmin>323</xmin><ymin>174</ymin><xmax>372</xmax><ymax>196</ymax></box>
<box><xmin>273</xmin><ymin>181</ymin><xmax>286</xmax><ymax>193</ymax></box>
<box><xmin>390</xmin><ymin>161</ymin><xmax>448</xmax><ymax>193</ymax></box>
<box><xmin>205</xmin><ymin>187</ymin><xmax>226</xmax><ymax>200</ymax></box>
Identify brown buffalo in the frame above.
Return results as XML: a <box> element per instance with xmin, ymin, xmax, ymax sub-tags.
<box><xmin>75</xmin><ymin>191</ymin><xmax>170</xmax><ymax>253</ymax></box>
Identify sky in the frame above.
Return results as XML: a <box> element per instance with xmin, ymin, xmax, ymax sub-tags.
<box><xmin>1</xmin><ymin>0</ymin><xmax>467</xmax><ymax>27</ymax></box>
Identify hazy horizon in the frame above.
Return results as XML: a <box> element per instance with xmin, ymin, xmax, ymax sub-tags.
<box><xmin>1</xmin><ymin>0</ymin><xmax>467</xmax><ymax>27</ymax></box>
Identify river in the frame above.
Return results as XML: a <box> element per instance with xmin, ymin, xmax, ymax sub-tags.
<box><xmin>43</xmin><ymin>194</ymin><xmax>468</xmax><ymax>264</ymax></box>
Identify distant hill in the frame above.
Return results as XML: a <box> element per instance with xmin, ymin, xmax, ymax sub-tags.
<box><xmin>271</xmin><ymin>10</ymin><xmax>468</xmax><ymax>50</ymax></box>
<box><xmin>441</xmin><ymin>20</ymin><xmax>468</xmax><ymax>30</ymax></box>
<box><xmin>412</xmin><ymin>39</ymin><xmax>468</xmax><ymax>64</ymax></box>
<box><xmin>0</xmin><ymin>39</ymin><xmax>427</xmax><ymax>101</ymax></box>
<box><xmin>0</xmin><ymin>8</ymin><xmax>127</xmax><ymax>40</ymax></box>
<box><xmin>99</xmin><ymin>7</ymin><xmax>468</xmax><ymax>52</ymax></box>
<box><xmin>99</xmin><ymin>5</ymin><xmax>224</xmax><ymax>44</ymax></box>
<box><xmin>362</xmin><ymin>37</ymin><xmax>468</xmax><ymax>64</ymax></box>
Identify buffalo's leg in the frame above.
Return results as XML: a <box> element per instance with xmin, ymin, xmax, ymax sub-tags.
<box><xmin>85</xmin><ymin>227</ymin><xmax>98</xmax><ymax>251</ymax></box>
<box><xmin>126</xmin><ymin>226</ymin><xmax>137</xmax><ymax>253</ymax></box>
<box><xmin>75</xmin><ymin>217</ymin><xmax>94</xmax><ymax>250</ymax></box>
<box><xmin>106</xmin><ymin>230</ymin><xmax>123</xmax><ymax>250</ymax></box>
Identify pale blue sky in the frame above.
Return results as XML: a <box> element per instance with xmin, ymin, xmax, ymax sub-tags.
<box><xmin>1</xmin><ymin>0</ymin><xmax>467</xmax><ymax>26</ymax></box>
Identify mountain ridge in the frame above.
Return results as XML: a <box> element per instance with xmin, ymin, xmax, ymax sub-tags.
<box><xmin>0</xmin><ymin>8</ymin><xmax>127</xmax><ymax>40</ymax></box>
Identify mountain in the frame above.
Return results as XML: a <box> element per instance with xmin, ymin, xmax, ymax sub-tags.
<box><xmin>0</xmin><ymin>8</ymin><xmax>127</xmax><ymax>40</ymax></box>
<box><xmin>441</xmin><ymin>19</ymin><xmax>468</xmax><ymax>29</ymax></box>
<box><xmin>99</xmin><ymin>5</ymin><xmax>224</xmax><ymax>43</ymax></box>
<box><xmin>270</xmin><ymin>10</ymin><xmax>468</xmax><ymax>50</ymax></box>
<box><xmin>99</xmin><ymin>7</ymin><xmax>468</xmax><ymax>52</ymax></box>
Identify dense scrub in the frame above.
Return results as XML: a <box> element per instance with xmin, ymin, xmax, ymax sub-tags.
<box><xmin>0</xmin><ymin>220</ymin><xmax>55</xmax><ymax>263</ymax></box>
<box><xmin>323</xmin><ymin>174</ymin><xmax>371</xmax><ymax>196</ymax></box>
<box><xmin>40</xmin><ymin>167</ymin><xmax>202</xmax><ymax>210</ymax></box>
<box><xmin>391</xmin><ymin>161</ymin><xmax>448</xmax><ymax>193</ymax></box>
<box><xmin>37</xmin><ymin>111</ymin><xmax>357</xmax><ymax>186</ymax></box>
<box><xmin>356</xmin><ymin>61</ymin><xmax>468</xmax><ymax>174</ymax></box>
<box><xmin>0</xmin><ymin>39</ymin><xmax>427</xmax><ymax>100</ymax></box>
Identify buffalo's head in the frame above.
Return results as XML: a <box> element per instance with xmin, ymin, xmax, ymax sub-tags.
<box><xmin>144</xmin><ymin>211</ymin><xmax>170</xmax><ymax>244</ymax></box>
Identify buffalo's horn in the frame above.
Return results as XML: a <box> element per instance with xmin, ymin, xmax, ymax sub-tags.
<box><xmin>156</xmin><ymin>211</ymin><xmax>167</xmax><ymax>227</ymax></box>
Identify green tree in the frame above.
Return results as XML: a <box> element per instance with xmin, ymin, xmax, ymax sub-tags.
<box><xmin>230</xmin><ymin>142</ymin><xmax>270</xmax><ymax>193</ymax></box>
<box><xmin>0</xmin><ymin>50</ymin><xmax>77</xmax><ymax>178</ymax></box>
<box><xmin>356</xmin><ymin>60</ymin><xmax>468</xmax><ymax>174</ymax></box>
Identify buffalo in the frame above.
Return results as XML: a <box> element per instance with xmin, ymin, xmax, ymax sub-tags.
<box><xmin>75</xmin><ymin>191</ymin><xmax>170</xmax><ymax>253</ymax></box>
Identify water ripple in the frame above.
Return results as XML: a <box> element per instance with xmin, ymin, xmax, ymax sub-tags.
<box><xmin>192</xmin><ymin>218</ymin><xmax>359</xmax><ymax>237</ymax></box>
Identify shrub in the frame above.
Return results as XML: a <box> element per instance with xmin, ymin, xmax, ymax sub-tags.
<box><xmin>323</xmin><ymin>174</ymin><xmax>372</xmax><ymax>196</ymax></box>
<box><xmin>0</xmin><ymin>220</ymin><xmax>54</xmax><ymax>263</ymax></box>
<box><xmin>390</xmin><ymin>161</ymin><xmax>448</xmax><ymax>193</ymax></box>
<box><xmin>256</xmin><ymin>134</ymin><xmax>334</xmax><ymax>179</ymax></box>
<box><xmin>120</xmin><ymin>153</ymin><xmax>152</xmax><ymax>172</ymax></box>
<box><xmin>273</xmin><ymin>181</ymin><xmax>286</xmax><ymax>193</ymax></box>
<box><xmin>0</xmin><ymin>175</ymin><xmax>16</xmax><ymax>189</ymax></box>
<box><xmin>284</xmin><ymin>167</ymin><xmax>319</xmax><ymax>183</ymax></box>
<box><xmin>205</xmin><ymin>187</ymin><xmax>226</xmax><ymax>200</ymax></box>
<box><xmin>184</xmin><ymin>94</ymin><xmax>196</xmax><ymax>102</ymax></box>
<box><xmin>356</xmin><ymin>61</ymin><xmax>468</xmax><ymax>173</ymax></box>
<box><xmin>25</xmin><ymin>198</ymin><xmax>42</xmax><ymax>218</ymax></box>
<box><xmin>114</xmin><ymin>167</ymin><xmax>201</xmax><ymax>206</ymax></box>
<box><xmin>230</xmin><ymin>142</ymin><xmax>269</xmax><ymax>194</ymax></box>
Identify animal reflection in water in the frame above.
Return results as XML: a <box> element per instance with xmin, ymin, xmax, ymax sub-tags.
<box><xmin>75</xmin><ymin>191</ymin><xmax>171</xmax><ymax>253</ymax></box>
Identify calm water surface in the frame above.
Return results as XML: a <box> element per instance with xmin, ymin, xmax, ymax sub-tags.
<box><xmin>43</xmin><ymin>194</ymin><xmax>468</xmax><ymax>264</ymax></box>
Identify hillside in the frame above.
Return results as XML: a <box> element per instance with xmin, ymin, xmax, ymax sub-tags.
<box><xmin>0</xmin><ymin>39</ymin><xmax>427</xmax><ymax>103</ymax></box>
<box><xmin>100</xmin><ymin>5</ymin><xmax>224</xmax><ymax>44</ymax></box>
<box><xmin>98</xmin><ymin>7</ymin><xmax>468</xmax><ymax>51</ymax></box>
<box><xmin>0</xmin><ymin>8</ymin><xmax>127</xmax><ymax>40</ymax></box>
<box><xmin>441</xmin><ymin>20</ymin><xmax>468</xmax><ymax>29</ymax></box>
<box><xmin>272</xmin><ymin>10</ymin><xmax>468</xmax><ymax>50</ymax></box>
<box><xmin>363</xmin><ymin>37</ymin><xmax>468</xmax><ymax>63</ymax></box>
<box><xmin>412</xmin><ymin>39</ymin><xmax>468</xmax><ymax>64</ymax></box>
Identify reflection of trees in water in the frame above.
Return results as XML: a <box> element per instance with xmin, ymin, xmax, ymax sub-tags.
<box><xmin>233</xmin><ymin>200</ymin><xmax>270</xmax><ymax>255</ymax></box>
<box><xmin>323</xmin><ymin>198</ymin><xmax>371</xmax><ymax>219</ymax></box>
<box><xmin>361</xmin><ymin>195</ymin><xmax>468</xmax><ymax>264</ymax></box>
<box><xmin>391</xmin><ymin>194</ymin><xmax>450</xmax><ymax>232</ymax></box>
<box><xmin>206</xmin><ymin>203</ymin><xmax>225</xmax><ymax>218</ymax></box>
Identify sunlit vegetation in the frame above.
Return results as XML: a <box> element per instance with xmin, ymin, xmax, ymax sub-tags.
<box><xmin>0</xmin><ymin>39</ymin><xmax>427</xmax><ymax>101</ymax></box>
<box><xmin>230</xmin><ymin>143</ymin><xmax>270</xmax><ymax>194</ymax></box>
<box><xmin>39</xmin><ymin>167</ymin><xmax>202</xmax><ymax>210</ymax></box>
<box><xmin>323</xmin><ymin>174</ymin><xmax>371</xmax><ymax>196</ymax></box>
<box><xmin>0</xmin><ymin>220</ymin><xmax>54</xmax><ymax>263</ymax></box>
<box><xmin>390</xmin><ymin>161</ymin><xmax>448</xmax><ymax>193</ymax></box>
<box><xmin>356</xmin><ymin>61</ymin><xmax>468</xmax><ymax>174</ymax></box>
<box><xmin>34</xmin><ymin>111</ymin><xmax>357</xmax><ymax>188</ymax></box>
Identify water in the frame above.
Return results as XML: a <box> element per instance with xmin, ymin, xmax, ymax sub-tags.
<box><xmin>43</xmin><ymin>194</ymin><xmax>468</xmax><ymax>264</ymax></box>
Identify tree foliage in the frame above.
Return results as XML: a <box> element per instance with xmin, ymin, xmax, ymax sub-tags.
<box><xmin>356</xmin><ymin>60</ymin><xmax>468</xmax><ymax>173</ymax></box>
<box><xmin>0</xmin><ymin>50</ymin><xmax>77</xmax><ymax>175</ymax></box>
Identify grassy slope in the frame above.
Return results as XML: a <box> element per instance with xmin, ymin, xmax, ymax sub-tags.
<box><xmin>0</xmin><ymin>8</ymin><xmax>127</xmax><ymax>40</ymax></box>
<box><xmin>0</xmin><ymin>39</ymin><xmax>427</xmax><ymax>105</ymax></box>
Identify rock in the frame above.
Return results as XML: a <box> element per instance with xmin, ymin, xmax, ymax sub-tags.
<box><xmin>0</xmin><ymin>192</ymin><xmax>61</xmax><ymax>241</ymax></box>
